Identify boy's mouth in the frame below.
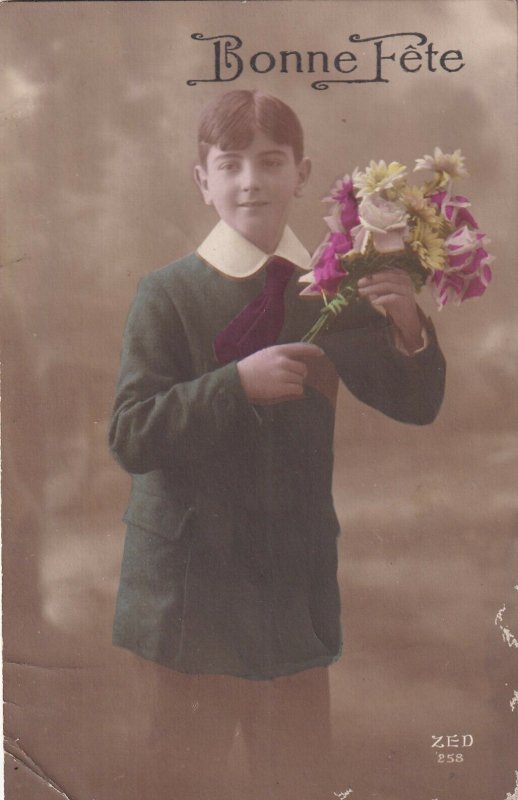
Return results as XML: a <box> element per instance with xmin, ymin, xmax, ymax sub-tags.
<box><xmin>238</xmin><ymin>201</ymin><xmax>269</xmax><ymax>208</ymax></box>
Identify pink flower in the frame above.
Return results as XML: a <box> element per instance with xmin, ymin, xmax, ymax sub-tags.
<box><xmin>308</xmin><ymin>232</ymin><xmax>352</xmax><ymax>294</ymax></box>
<box><xmin>326</xmin><ymin>174</ymin><xmax>354</xmax><ymax>205</ymax></box>
<box><xmin>429</xmin><ymin>191</ymin><xmax>478</xmax><ymax>229</ymax></box>
<box><xmin>324</xmin><ymin>175</ymin><xmax>360</xmax><ymax>233</ymax></box>
<box><xmin>428</xmin><ymin>225</ymin><xmax>493</xmax><ymax>308</ymax></box>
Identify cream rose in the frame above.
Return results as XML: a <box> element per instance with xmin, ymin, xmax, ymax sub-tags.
<box><xmin>353</xmin><ymin>195</ymin><xmax>410</xmax><ymax>254</ymax></box>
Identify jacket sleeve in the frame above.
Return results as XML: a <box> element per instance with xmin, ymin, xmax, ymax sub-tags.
<box><xmin>109</xmin><ymin>274</ymin><xmax>257</xmax><ymax>475</ymax></box>
<box><xmin>319</xmin><ymin>310</ymin><xmax>446</xmax><ymax>425</ymax></box>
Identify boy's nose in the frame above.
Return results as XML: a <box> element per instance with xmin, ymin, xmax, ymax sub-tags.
<box><xmin>240</xmin><ymin>165</ymin><xmax>260</xmax><ymax>191</ymax></box>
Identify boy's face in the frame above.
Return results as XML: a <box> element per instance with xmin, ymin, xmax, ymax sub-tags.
<box><xmin>194</xmin><ymin>130</ymin><xmax>311</xmax><ymax>253</ymax></box>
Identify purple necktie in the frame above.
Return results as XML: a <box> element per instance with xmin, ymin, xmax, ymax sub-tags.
<box><xmin>214</xmin><ymin>256</ymin><xmax>295</xmax><ymax>365</ymax></box>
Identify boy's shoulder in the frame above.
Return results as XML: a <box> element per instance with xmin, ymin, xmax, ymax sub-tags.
<box><xmin>146</xmin><ymin>251</ymin><xmax>207</xmax><ymax>286</ymax></box>
<box><xmin>139</xmin><ymin>251</ymin><xmax>218</xmax><ymax>301</ymax></box>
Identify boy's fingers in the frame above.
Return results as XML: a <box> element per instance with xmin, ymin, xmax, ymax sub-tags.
<box><xmin>261</xmin><ymin>380</ymin><xmax>304</xmax><ymax>401</ymax></box>
<box><xmin>371</xmin><ymin>294</ymin><xmax>400</xmax><ymax>306</ymax></box>
<box><xmin>358</xmin><ymin>271</ymin><xmax>412</xmax><ymax>287</ymax></box>
<box><xmin>359</xmin><ymin>281</ymin><xmax>412</xmax><ymax>297</ymax></box>
<box><xmin>280</xmin><ymin>360</ymin><xmax>308</xmax><ymax>379</ymax></box>
<box><xmin>274</xmin><ymin>343</ymin><xmax>324</xmax><ymax>359</ymax></box>
<box><xmin>281</xmin><ymin>380</ymin><xmax>305</xmax><ymax>394</ymax></box>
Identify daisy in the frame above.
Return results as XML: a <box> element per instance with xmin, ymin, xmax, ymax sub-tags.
<box><xmin>414</xmin><ymin>147</ymin><xmax>469</xmax><ymax>184</ymax></box>
<box><xmin>400</xmin><ymin>186</ymin><xmax>441</xmax><ymax>226</ymax></box>
<box><xmin>352</xmin><ymin>160</ymin><xmax>407</xmax><ymax>198</ymax></box>
<box><xmin>410</xmin><ymin>221</ymin><xmax>446</xmax><ymax>272</ymax></box>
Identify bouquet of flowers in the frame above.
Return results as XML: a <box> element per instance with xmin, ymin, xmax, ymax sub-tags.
<box><xmin>300</xmin><ymin>148</ymin><xmax>494</xmax><ymax>343</ymax></box>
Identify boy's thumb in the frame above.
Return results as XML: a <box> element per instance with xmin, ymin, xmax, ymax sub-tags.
<box><xmin>276</xmin><ymin>343</ymin><xmax>324</xmax><ymax>358</ymax></box>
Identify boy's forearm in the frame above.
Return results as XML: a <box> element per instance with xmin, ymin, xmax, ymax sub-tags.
<box><xmin>110</xmin><ymin>363</ymin><xmax>254</xmax><ymax>474</ymax></box>
<box><xmin>109</xmin><ymin>276</ymin><xmax>259</xmax><ymax>475</ymax></box>
<box><xmin>319</xmin><ymin>315</ymin><xmax>446</xmax><ymax>425</ymax></box>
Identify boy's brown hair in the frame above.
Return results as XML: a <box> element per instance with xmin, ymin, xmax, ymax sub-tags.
<box><xmin>197</xmin><ymin>89</ymin><xmax>304</xmax><ymax>166</ymax></box>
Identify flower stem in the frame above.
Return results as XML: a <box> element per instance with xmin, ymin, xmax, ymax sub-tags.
<box><xmin>301</xmin><ymin>291</ymin><xmax>352</xmax><ymax>343</ymax></box>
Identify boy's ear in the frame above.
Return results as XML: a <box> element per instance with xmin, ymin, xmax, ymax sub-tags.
<box><xmin>193</xmin><ymin>164</ymin><xmax>212</xmax><ymax>206</ymax></box>
<box><xmin>294</xmin><ymin>157</ymin><xmax>311</xmax><ymax>198</ymax></box>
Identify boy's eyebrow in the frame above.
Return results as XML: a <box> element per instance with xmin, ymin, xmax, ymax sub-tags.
<box><xmin>258</xmin><ymin>150</ymin><xmax>289</xmax><ymax>158</ymax></box>
<box><xmin>213</xmin><ymin>152</ymin><xmax>243</xmax><ymax>161</ymax></box>
<box><xmin>213</xmin><ymin>149</ymin><xmax>289</xmax><ymax>161</ymax></box>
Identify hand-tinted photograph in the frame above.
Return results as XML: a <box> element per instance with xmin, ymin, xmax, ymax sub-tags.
<box><xmin>2</xmin><ymin>2</ymin><xmax>517</xmax><ymax>799</ymax></box>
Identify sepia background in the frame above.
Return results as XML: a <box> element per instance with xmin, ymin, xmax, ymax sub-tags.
<box><xmin>1</xmin><ymin>1</ymin><xmax>517</xmax><ymax>798</ymax></box>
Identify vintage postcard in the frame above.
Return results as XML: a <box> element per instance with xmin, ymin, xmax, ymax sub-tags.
<box><xmin>1</xmin><ymin>2</ymin><xmax>517</xmax><ymax>799</ymax></box>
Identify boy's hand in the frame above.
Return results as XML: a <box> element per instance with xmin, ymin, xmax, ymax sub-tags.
<box><xmin>237</xmin><ymin>343</ymin><xmax>324</xmax><ymax>404</ymax></box>
<box><xmin>358</xmin><ymin>268</ymin><xmax>424</xmax><ymax>354</ymax></box>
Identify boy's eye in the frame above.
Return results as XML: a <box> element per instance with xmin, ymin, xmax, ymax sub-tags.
<box><xmin>218</xmin><ymin>161</ymin><xmax>239</xmax><ymax>171</ymax></box>
<box><xmin>262</xmin><ymin>158</ymin><xmax>283</xmax><ymax>168</ymax></box>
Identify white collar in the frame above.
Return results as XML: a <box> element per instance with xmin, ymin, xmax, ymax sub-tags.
<box><xmin>196</xmin><ymin>220</ymin><xmax>312</xmax><ymax>279</ymax></box>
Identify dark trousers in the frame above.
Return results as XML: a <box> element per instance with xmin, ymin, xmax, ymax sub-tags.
<box><xmin>133</xmin><ymin>658</ymin><xmax>337</xmax><ymax>800</ymax></box>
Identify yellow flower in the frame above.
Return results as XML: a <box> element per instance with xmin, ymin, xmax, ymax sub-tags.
<box><xmin>400</xmin><ymin>186</ymin><xmax>440</xmax><ymax>225</ymax></box>
<box><xmin>353</xmin><ymin>160</ymin><xmax>407</xmax><ymax>198</ymax></box>
<box><xmin>410</xmin><ymin>221</ymin><xmax>446</xmax><ymax>271</ymax></box>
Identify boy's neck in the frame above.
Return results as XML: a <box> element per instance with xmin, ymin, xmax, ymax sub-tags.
<box><xmin>239</xmin><ymin>227</ymin><xmax>283</xmax><ymax>255</ymax></box>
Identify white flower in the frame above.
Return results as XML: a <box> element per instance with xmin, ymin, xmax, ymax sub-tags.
<box><xmin>354</xmin><ymin>195</ymin><xmax>409</xmax><ymax>253</ymax></box>
<box><xmin>414</xmin><ymin>147</ymin><xmax>469</xmax><ymax>180</ymax></box>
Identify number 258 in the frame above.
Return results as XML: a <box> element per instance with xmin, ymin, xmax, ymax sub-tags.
<box><xmin>437</xmin><ymin>753</ymin><xmax>464</xmax><ymax>763</ymax></box>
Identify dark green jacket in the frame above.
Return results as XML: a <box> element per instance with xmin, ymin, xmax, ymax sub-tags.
<box><xmin>109</xmin><ymin>254</ymin><xmax>445</xmax><ymax>679</ymax></box>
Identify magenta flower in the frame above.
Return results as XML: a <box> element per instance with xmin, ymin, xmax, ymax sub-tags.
<box><xmin>340</xmin><ymin>197</ymin><xmax>360</xmax><ymax>231</ymax></box>
<box><xmin>429</xmin><ymin>191</ymin><xmax>478</xmax><ymax>229</ymax></box>
<box><xmin>326</xmin><ymin>174</ymin><xmax>355</xmax><ymax>205</ymax></box>
<box><xmin>309</xmin><ymin>232</ymin><xmax>352</xmax><ymax>294</ymax></box>
<box><xmin>324</xmin><ymin>175</ymin><xmax>360</xmax><ymax>233</ymax></box>
<box><xmin>429</xmin><ymin>226</ymin><xmax>493</xmax><ymax>308</ymax></box>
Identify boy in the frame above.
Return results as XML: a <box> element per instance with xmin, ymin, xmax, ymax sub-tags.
<box><xmin>109</xmin><ymin>90</ymin><xmax>445</xmax><ymax>799</ymax></box>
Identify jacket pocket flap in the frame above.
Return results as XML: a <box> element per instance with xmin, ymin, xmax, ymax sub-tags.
<box><xmin>123</xmin><ymin>491</ymin><xmax>196</xmax><ymax>542</ymax></box>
